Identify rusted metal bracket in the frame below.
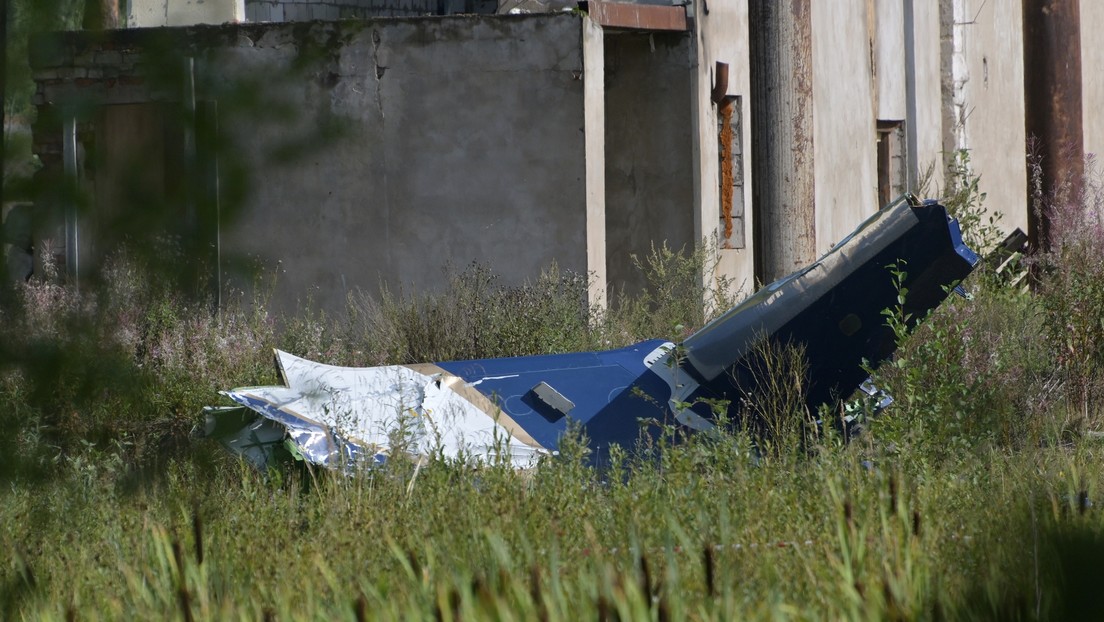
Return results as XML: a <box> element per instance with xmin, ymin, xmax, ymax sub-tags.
<box><xmin>578</xmin><ymin>0</ymin><xmax>688</xmax><ymax>31</ymax></box>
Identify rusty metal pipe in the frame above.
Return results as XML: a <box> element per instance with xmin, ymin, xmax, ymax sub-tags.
<box><xmin>711</xmin><ymin>61</ymin><xmax>729</xmax><ymax>104</ymax></box>
<box><xmin>1023</xmin><ymin>0</ymin><xmax>1084</xmax><ymax>251</ymax></box>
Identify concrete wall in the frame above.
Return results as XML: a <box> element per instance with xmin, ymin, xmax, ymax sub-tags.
<box><xmin>875</xmin><ymin>0</ymin><xmax>944</xmax><ymax>195</ymax></box>
<box><xmin>875</xmin><ymin>0</ymin><xmax>906</xmax><ymax>122</ymax></box>
<box><xmin>807</xmin><ymin>0</ymin><xmax>1028</xmax><ymax>249</ymax></box>
<box><xmin>1082</xmin><ymin>0</ymin><xmax>1104</xmax><ymax>163</ymax></box>
<box><xmin>811</xmin><ymin>0</ymin><xmax>877</xmax><ymax>252</ymax></box>
<box><xmin>690</xmin><ymin>0</ymin><xmax>754</xmax><ymax>295</ymax></box>
<box><xmin>907</xmin><ymin>0</ymin><xmax>944</xmax><ymax>193</ymax></box>
<box><xmin>942</xmin><ymin>0</ymin><xmax>1027</xmax><ymax>235</ymax></box>
<box><xmin>603</xmin><ymin>31</ymin><xmax>694</xmax><ymax>297</ymax></box>
<box><xmin>128</xmin><ymin>0</ymin><xmax>245</xmax><ymax>26</ymax></box>
<box><xmin>33</xmin><ymin>15</ymin><xmax>605</xmax><ymax>313</ymax></box>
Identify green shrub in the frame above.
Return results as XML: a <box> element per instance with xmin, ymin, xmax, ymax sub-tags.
<box><xmin>866</xmin><ymin>156</ymin><xmax>1063</xmax><ymax>460</ymax></box>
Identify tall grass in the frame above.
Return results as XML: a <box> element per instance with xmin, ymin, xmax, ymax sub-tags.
<box><xmin>4</xmin><ymin>171</ymin><xmax>1104</xmax><ymax>618</ymax></box>
<box><xmin>4</xmin><ymin>422</ymin><xmax>1103</xmax><ymax>619</ymax></box>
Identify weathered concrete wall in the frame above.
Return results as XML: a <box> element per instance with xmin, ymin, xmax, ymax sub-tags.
<box><xmin>875</xmin><ymin>0</ymin><xmax>906</xmax><ymax>122</ymax></box>
<box><xmin>942</xmin><ymin>0</ymin><xmax>1027</xmax><ymax>235</ymax></box>
<box><xmin>809</xmin><ymin>0</ymin><xmax>1027</xmax><ymax>249</ymax></box>
<box><xmin>1081</xmin><ymin>0</ymin><xmax>1104</xmax><ymax>162</ymax></box>
<box><xmin>875</xmin><ymin>0</ymin><xmax>943</xmax><ymax>195</ymax></box>
<box><xmin>232</xmin><ymin>15</ymin><xmax>600</xmax><ymax>311</ymax></box>
<box><xmin>128</xmin><ymin>0</ymin><xmax>245</xmax><ymax>26</ymax></box>
<box><xmin>812</xmin><ymin>0</ymin><xmax>877</xmax><ymax>252</ymax></box>
<box><xmin>33</xmin><ymin>15</ymin><xmax>603</xmax><ymax>312</ymax></box>
<box><xmin>907</xmin><ymin>0</ymin><xmax>944</xmax><ymax>192</ymax></box>
<box><xmin>690</xmin><ymin>0</ymin><xmax>754</xmax><ymax>295</ymax></box>
<box><xmin>603</xmin><ymin>32</ymin><xmax>694</xmax><ymax>297</ymax></box>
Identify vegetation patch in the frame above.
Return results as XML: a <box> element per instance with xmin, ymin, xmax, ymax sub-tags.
<box><xmin>5</xmin><ymin>163</ymin><xmax>1104</xmax><ymax>618</ymax></box>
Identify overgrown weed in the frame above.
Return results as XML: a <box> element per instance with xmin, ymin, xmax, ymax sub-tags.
<box><xmin>1031</xmin><ymin>148</ymin><xmax>1104</xmax><ymax>430</ymax></box>
<box><xmin>735</xmin><ymin>337</ymin><xmax>816</xmax><ymax>457</ymax></box>
<box><xmin>609</xmin><ymin>241</ymin><xmax>741</xmax><ymax>342</ymax></box>
<box><xmin>349</xmin><ymin>261</ymin><xmax>600</xmax><ymax>364</ymax></box>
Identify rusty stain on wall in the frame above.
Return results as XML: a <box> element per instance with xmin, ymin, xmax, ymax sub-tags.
<box><xmin>719</xmin><ymin>101</ymin><xmax>735</xmax><ymax>246</ymax></box>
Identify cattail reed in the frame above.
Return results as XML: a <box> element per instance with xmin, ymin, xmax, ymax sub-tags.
<box><xmin>192</xmin><ymin>507</ymin><xmax>204</xmax><ymax>566</ymax></box>
<box><xmin>702</xmin><ymin>544</ymin><xmax>716</xmax><ymax>597</ymax></box>
<box><xmin>529</xmin><ymin>564</ymin><xmax>547</xmax><ymax>622</ymax></box>
<box><xmin>450</xmin><ymin>587</ymin><xmax>462</xmax><ymax>621</ymax></box>
<box><xmin>473</xmin><ymin>574</ymin><xmax>493</xmax><ymax>609</ymax></box>
<box><xmin>177</xmin><ymin>585</ymin><xmax>194</xmax><ymax>622</ymax></box>
<box><xmin>639</xmin><ymin>552</ymin><xmax>653</xmax><ymax>602</ymax></box>
<box><xmin>19</xmin><ymin>554</ymin><xmax>35</xmax><ymax>590</ymax></box>
<box><xmin>172</xmin><ymin>539</ymin><xmax>185</xmax><ymax>576</ymax></box>
<box><xmin>353</xmin><ymin>594</ymin><xmax>367</xmax><ymax>622</ymax></box>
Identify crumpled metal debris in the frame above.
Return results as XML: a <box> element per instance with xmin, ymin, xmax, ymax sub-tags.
<box><xmin>205</xmin><ymin>196</ymin><xmax>979</xmax><ymax>470</ymax></box>
<box><xmin>205</xmin><ymin>353</ymin><xmax>545</xmax><ymax>469</ymax></box>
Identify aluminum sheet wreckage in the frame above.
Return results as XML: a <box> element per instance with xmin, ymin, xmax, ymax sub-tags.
<box><xmin>204</xmin><ymin>197</ymin><xmax>979</xmax><ymax>470</ymax></box>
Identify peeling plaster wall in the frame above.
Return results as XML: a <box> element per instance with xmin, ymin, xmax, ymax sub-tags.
<box><xmin>603</xmin><ymin>31</ymin><xmax>694</xmax><ymax>298</ymax></box>
<box><xmin>811</xmin><ymin>0</ymin><xmax>877</xmax><ymax>253</ymax></box>
<box><xmin>32</xmin><ymin>15</ymin><xmax>600</xmax><ymax>312</ymax></box>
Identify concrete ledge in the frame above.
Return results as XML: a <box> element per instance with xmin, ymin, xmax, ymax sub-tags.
<box><xmin>579</xmin><ymin>0</ymin><xmax>687</xmax><ymax>32</ymax></box>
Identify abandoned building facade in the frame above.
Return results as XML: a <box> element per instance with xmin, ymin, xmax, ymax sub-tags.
<box><xmin>23</xmin><ymin>0</ymin><xmax>1104</xmax><ymax>312</ymax></box>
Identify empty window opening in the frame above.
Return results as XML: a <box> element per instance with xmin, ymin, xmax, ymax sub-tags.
<box><xmin>877</xmin><ymin>120</ymin><xmax>907</xmax><ymax>209</ymax></box>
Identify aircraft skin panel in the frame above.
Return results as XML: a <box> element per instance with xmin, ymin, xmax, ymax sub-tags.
<box><xmin>681</xmin><ymin>199</ymin><xmax>978</xmax><ymax>417</ymax></box>
<box><xmin>220</xmin><ymin>356</ymin><xmax>547</xmax><ymax>468</ymax></box>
